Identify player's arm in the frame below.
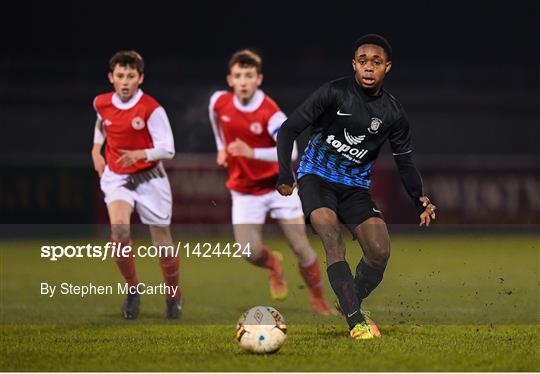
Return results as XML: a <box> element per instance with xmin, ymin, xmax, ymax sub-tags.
<box><xmin>276</xmin><ymin>83</ymin><xmax>335</xmax><ymax>195</ymax></box>
<box><xmin>208</xmin><ymin>92</ymin><xmax>228</xmax><ymax>167</ymax></box>
<box><xmin>227</xmin><ymin>111</ymin><xmax>299</xmax><ymax>162</ymax></box>
<box><xmin>389</xmin><ymin>114</ymin><xmax>437</xmax><ymax>226</ymax></box>
<box><xmin>117</xmin><ymin>107</ymin><xmax>175</xmax><ymax>167</ymax></box>
<box><xmin>91</xmin><ymin>117</ymin><xmax>106</xmax><ymax>177</ymax></box>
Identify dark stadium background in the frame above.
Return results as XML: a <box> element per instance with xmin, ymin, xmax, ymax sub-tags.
<box><xmin>1</xmin><ymin>1</ymin><xmax>539</xmax><ymax>224</ymax></box>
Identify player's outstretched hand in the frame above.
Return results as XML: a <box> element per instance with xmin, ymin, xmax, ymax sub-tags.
<box><xmin>216</xmin><ymin>149</ymin><xmax>228</xmax><ymax>167</ymax></box>
<box><xmin>277</xmin><ymin>183</ymin><xmax>297</xmax><ymax>196</ymax></box>
<box><xmin>92</xmin><ymin>152</ymin><xmax>106</xmax><ymax>177</ymax></box>
<box><xmin>419</xmin><ymin>196</ymin><xmax>437</xmax><ymax>227</ymax></box>
<box><xmin>227</xmin><ymin>138</ymin><xmax>254</xmax><ymax>159</ymax></box>
<box><xmin>117</xmin><ymin>149</ymin><xmax>146</xmax><ymax>168</ymax></box>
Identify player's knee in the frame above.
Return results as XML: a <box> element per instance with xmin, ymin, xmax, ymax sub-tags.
<box><xmin>150</xmin><ymin>225</ymin><xmax>172</xmax><ymax>245</ymax></box>
<box><xmin>111</xmin><ymin>224</ymin><xmax>130</xmax><ymax>242</ymax></box>
<box><xmin>368</xmin><ymin>240</ymin><xmax>390</xmax><ymax>268</ymax></box>
<box><xmin>310</xmin><ymin>208</ymin><xmax>337</xmax><ymax>225</ymax></box>
<box><xmin>312</xmin><ymin>220</ymin><xmax>341</xmax><ymax>242</ymax></box>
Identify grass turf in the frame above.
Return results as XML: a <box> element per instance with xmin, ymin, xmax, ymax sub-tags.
<box><xmin>2</xmin><ymin>324</ymin><xmax>538</xmax><ymax>371</ymax></box>
<box><xmin>1</xmin><ymin>233</ymin><xmax>539</xmax><ymax>371</ymax></box>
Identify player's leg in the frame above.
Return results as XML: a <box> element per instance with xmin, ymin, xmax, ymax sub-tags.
<box><xmin>338</xmin><ymin>187</ymin><xmax>389</xmax><ymax>304</ymax></box>
<box><xmin>278</xmin><ymin>216</ymin><xmax>336</xmax><ymax>315</ymax></box>
<box><xmin>107</xmin><ymin>201</ymin><xmax>139</xmax><ymax>287</ymax></box>
<box><xmin>346</xmin><ymin>218</ymin><xmax>389</xmax><ymax>339</ymax></box>
<box><xmin>278</xmin><ymin>216</ymin><xmax>315</xmax><ymax>266</ymax></box>
<box><xmin>338</xmin><ymin>188</ymin><xmax>387</xmax><ymax>338</ymax></box>
<box><xmin>233</xmin><ymin>222</ymin><xmax>287</xmax><ymax>299</ymax></box>
<box><xmin>297</xmin><ymin>175</ymin><xmax>363</xmax><ymax>327</ymax></box>
<box><xmin>148</xmin><ymin>224</ymin><xmax>182</xmax><ymax>319</ymax></box>
<box><xmin>100</xmin><ymin>167</ymin><xmax>140</xmax><ymax>319</ymax></box>
<box><xmin>108</xmin><ymin>201</ymin><xmax>132</xmax><ymax>240</ymax></box>
<box><xmin>232</xmin><ymin>222</ymin><xmax>263</xmax><ymax>262</ymax></box>
<box><xmin>107</xmin><ymin>201</ymin><xmax>140</xmax><ymax>319</ymax></box>
<box><xmin>134</xmin><ymin>164</ymin><xmax>181</xmax><ymax>318</ymax></box>
<box><xmin>309</xmin><ymin>208</ymin><xmax>362</xmax><ymax>326</ymax></box>
<box><xmin>231</xmin><ymin>191</ymin><xmax>287</xmax><ymax>300</ymax></box>
<box><xmin>269</xmin><ymin>190</ymin><xmax>315</xmax><ymax>266</ymax></box>
<box><xmin>270</xmin><ymin>190</ymin><xmax>335</xmax><ymax>315</ymax></box>
<box><xmin>353</xmin><ymin>217</ymin><xmax>390</xmax><ymax>303</ymax></box>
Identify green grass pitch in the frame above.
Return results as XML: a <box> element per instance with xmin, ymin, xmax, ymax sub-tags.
<box><xmin>1</xmin><ymin>233</ymin><xmax>539</xmax><ymax>371</ymax></box>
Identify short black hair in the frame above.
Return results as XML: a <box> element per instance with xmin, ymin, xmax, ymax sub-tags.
<box><xmin>352</xmin><ymin>34</ymin><xmax>392</xmax><ymax>60</ymax></box>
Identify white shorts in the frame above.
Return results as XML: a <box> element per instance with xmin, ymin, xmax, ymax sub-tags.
<box><xmin>231</xmin><ymin>189</ymin><xmax>304</xmax><ymax>224</ymax></box>
<box><xmin>100</xmin><ymin>164</ymin><xmax>172</xmax><ymax>226</ymax></box>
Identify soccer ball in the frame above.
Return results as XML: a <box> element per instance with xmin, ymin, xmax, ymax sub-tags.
<box><xmin>235</xmin><ymin>306</ymin><xmax>287</xmax><ymax>353</ymax></box>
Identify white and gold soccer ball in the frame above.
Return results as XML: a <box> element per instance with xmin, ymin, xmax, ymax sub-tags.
<box><xmin>235</xmin><ymin>306</ymin><xmax>287</xmax><ymax>353</ymax></box>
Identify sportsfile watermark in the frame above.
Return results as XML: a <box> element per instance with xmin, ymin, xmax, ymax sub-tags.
<box><xmin>40</xmin><ymin>241</ymin><xmax>252</xmax><ymax>261</ymax></box>
<box><xmin>2</xmin><ymin>224</ymin><xmax>538</xmax><ymax>326</ymax></box>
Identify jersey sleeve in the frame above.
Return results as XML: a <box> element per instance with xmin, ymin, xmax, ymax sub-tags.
<box><xmin>92</xmin><ymin>97</ymin><xmax>105</xmax><ymax>144</ymax></box>
<box><xmin>388</xmin><ymin>111</ymin><xmax>413</xmax><ymax>156</ymax></box>
<box><xmin>145</xmin><ymin>107</ymin><xmax>175</xmax><ymax>161</ymax></box>
<box><xmin>208</xmin><ymin>91</ymin><xmax>226</xmax><ymax>150</ymax></box>
<box><xmin>93</xmin><ymin>117</ymin><xmax>105</xmax><ymax>144</ymax></box>
<box><xmin>276</xmin><ymin>82</ymin><xmax>336</xmax><ymax>186</ymax></box>
<box><xmin>267</xmin><ymin>110</ymin><xmax>287</xmax><ymax>141</ymax></box>
<box><xmin>92</xmin><ymin>97</ymin><xmax>102</xmax><ymax>119</ymax></box>
<box><xmin>296</xmin><ymin>82</ymin><xmax>336</xmax><ymax>124</ymax></box>
<box><xmin>389</xmin><ymin>109</ymin><xmax>424</xmax><ymax>214</ymax></box>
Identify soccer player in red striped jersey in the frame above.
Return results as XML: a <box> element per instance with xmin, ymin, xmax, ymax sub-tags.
<box><xmin>91</xmin><ymin>51</ymin><xmax>181</xmax><ymax>320</ymax></box>
<box><xmin>209</xmin><ymin>49</ymin><xmax>336</xmax><ymax>315</ymax></box>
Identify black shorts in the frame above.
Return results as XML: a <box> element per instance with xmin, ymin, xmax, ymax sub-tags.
<box><xmin>297</xmin><ymin>174</ymin><xmax>383</xmax><ymax>233</ymax></box>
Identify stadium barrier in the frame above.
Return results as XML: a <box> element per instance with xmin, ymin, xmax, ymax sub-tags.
<box><xmin>0</xmin><ymin>154</ymin><xmax>538</xmax><ymax>225</ymax></box>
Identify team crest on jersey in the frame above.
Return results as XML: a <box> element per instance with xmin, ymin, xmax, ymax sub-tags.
<box><xmin>131</xmin><ymin>116</ymin><xmax>145</xmax><ymax>130</ymax></box>
<box><xmin>368</xmin><ymin>117</ymin><xmax>382</xmax><ymax>134</ymax></box>
<box><xmin>220</xmin><ymin>115</ymin><xmax>231</xmax><ymax>122</ymax></box>
<box><xmin>103</xmin><ymin>119</ymin><xmax>113</xmax><ymax>127</ymax></box>
<box><xmin>249</xmin><ymin>122</ymin><xmax>263</xmax><ymax>135</ymax></box>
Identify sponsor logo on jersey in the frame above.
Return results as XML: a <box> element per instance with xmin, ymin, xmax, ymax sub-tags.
<box><xmin>326</xmin><ymin>134</ymin><xmax>368</xmax><ymax>163</ymax></box>
<box><xmin>368</xmin><ymin>117</ymin><xmax>382</xmax><ymax>134</ymax></box>
<box><xmin>220</xmin><ymin>115</ymin><xmax>231</xmax><ymax>122</ymax></box>
<box><xmin>131</xmin><ymin>116</ymin><xmax>145</xmax><ymax>130</ymax></box>
<box><xmin>337</xmin><ymin>109</ymin><xmax>353</xmax><ymax>116</ymax></box>
<box><xmin>343</xmin><ymin>128</ymin><xmax>365</xmax><ymax>145</ymax></box>
<box><xmin>103</xmin><ymin>119</ymin><xmax>113</xmax><ymax>127</ymax></box>
<box><xmin>249</xmin><ymin>122</ymin><xmax>263</xmax><ymax>135</ymax></box>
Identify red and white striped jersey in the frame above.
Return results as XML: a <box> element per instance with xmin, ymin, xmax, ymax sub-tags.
<box><xmin>93</xmin><ymin>89</ymin><xmax>172</xmax><ymax>174</ymax></box>
<box><xmin>209</xmin><ymin>89</ymin><xmax>287</xmax><ymax>195</ymax></box>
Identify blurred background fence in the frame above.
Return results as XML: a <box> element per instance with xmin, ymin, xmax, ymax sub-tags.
<box><xmin>1</xmin><ymin>1</ymin><xmax>538</xmax><ymax>225</ymax></box>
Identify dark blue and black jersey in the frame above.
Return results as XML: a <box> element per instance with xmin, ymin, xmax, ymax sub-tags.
<box><xmin>277</xmin><ymin>75</ymin><xmax>425</xmax><ymax>213</ymax></box>
<box><xmin>298</xmin><ymin>132</ymin><xmax>375</xmax><ymax>188</ymax></box>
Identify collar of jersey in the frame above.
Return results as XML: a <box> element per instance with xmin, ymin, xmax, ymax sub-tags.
<box><xmin>112</xmin><ymin>89</ymin><xmax>143</xmax><ymax>110</ymax></box>
<box><xmin>233</xmin><ymin>89</ymin><xmax>264</xmax><ymax>112</ymax></box>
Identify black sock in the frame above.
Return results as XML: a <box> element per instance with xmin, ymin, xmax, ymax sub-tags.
<box><xmin>327</xmin><ymin>261</ymin><xmax>364</xmax><ymax>329</ymax></box>
<box><xmin>354</xmin><ymin>258</ymin><xmax>385</xmax><ymax>302</ymax></box>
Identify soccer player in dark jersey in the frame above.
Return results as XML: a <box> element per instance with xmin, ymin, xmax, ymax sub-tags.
<box><xmin>276</xmin><ymin>34</ymin><xmax>437</xmax><ymax>339</ymax></box>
